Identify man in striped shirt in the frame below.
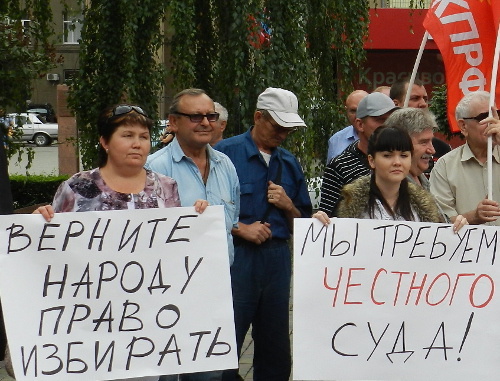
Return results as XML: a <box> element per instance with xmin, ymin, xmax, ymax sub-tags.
<box><xmin>319</xmin><ymin>92</ymin><xmax>399</xmax><ymax>216</ymax></box>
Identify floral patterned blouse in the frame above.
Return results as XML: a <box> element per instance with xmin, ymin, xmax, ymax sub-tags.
<box><xmin>52</xmin><ymin>168</ymin><xmax>180</xmax><ymax>212</ymax></box>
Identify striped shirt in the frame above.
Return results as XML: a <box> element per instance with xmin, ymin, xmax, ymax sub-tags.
<box><xmin>319</xmin><ymin>141</ymin><xmax>371</xmax><ymax>216</ymax></box>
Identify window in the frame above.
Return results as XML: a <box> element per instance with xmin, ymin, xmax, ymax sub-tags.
<box><xmin>64</xmin><ymin>69</ymin><xmax>79</xmax><ymax>83</ymax></box>
<box><xmin>63</xmin><ymin>14</ymin><xmax>82</xmax><ymax>44</ymax></box>
<box><xmin>2</xmin><ymin>18</ymin><xmax>32</xmax><ymax>39</ymax></box>
<box><xmin>15</xmin><ymin>116</ymin><xmax>27</xmax><ymax>125</ymax></box>
<box><xmin>21</xmin><ymin>19</ymin><xmax>31</xmax><ymax>33</ymax></box>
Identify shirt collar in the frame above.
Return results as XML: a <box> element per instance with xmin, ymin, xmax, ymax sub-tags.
<box><xmin>170</xmin><ymin>137</ymin><xmax>221</xmax><ymax>164</ymax></box>
<box><xmin>493</xmin><ymin>146</ymin><xmax>500</xmax><ymax>163</ymax></box>
<box><xmin>245</xmin><ymin>126</ymin><xmax>281</xmax><ymax>159</ymax></box>
<box><xmin>348</xmin><ymin>125</ymin><xmax>358</xmax><ymax>140</ymax></box>
<box><xmin>462</xmin><ymin>142</ymin><xmax>500</xmax><ymax>164</ymax></box>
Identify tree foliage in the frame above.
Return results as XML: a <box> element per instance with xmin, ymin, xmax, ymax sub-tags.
<box><xmin>67</xmin><ymin>0</ymin><xmax>369</xmax><ymax>175</ymax></box>
<box><xmin>0</xmin><ymin>0</ymin><xmax>57</xmax><ymax>163</ymax></box>
<box><xmin>429</xmin><ymin>84</ymin><xmax>461</xmax><ymax>140</ymax></box>
<box><xmin>68</xmin><ymin>0</ymin><xmax>168</xmax><ymax>169</ymax></box>
<box><xmin>167</xmin><ymin>0</ymin><xmax>370</xmax><ymax>179</ymax></box>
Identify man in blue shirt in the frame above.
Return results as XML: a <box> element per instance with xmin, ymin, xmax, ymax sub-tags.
<box><xmin>146</xmin><ymin>88</ymin><xmax>240</xmax><ymax>381</ymax></box>
<box><xmin>215</xmin><ymin>87</ymin><xmax>312</xmax><ymax>381</ymax></box>
<box><xmin>326</xmin><ymin>89</ymin><xmax>368</xmax><ymax>164</ymax></box>
<box><xmin>146</xmin><ymin>88</ymin><xmax>240</xmax><ymax>267</ymax></box>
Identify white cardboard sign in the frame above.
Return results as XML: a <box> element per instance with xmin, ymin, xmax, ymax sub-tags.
<box><xmin>0</xmin><ymin>206</ymin><xmax>237</xmax><ymax>380</ymax></box>
<box><xmin>293</xmin><ymin>218</ymin><xmax>500</xmax><ymax>380</ymax></box>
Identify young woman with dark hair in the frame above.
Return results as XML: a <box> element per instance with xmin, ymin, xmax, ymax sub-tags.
<box><xmin>314</xmin><ymin>126</ymin><xmax>467</xmax><ymax>231</ymax></box>
<box><xmin>362</xmin><ymin>125</ymin><xmax>416</xmax><ymax>220</ymax></box>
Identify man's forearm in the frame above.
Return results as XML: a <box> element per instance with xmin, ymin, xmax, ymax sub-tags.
<box><xmin>283</xmin><ymin>202</ymin><xmax>301</xmax><ymax>229</ymax></box>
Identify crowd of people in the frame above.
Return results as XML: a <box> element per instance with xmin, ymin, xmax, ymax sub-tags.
<box><xmin>2</xmin><ymin>80</ymin><xmax>500</xmax><ymax>381</ymax></box>
<box><xmin>318</xmin><ymin>81</ymin><xmax>500</xmax><ymax>231</ymax></box>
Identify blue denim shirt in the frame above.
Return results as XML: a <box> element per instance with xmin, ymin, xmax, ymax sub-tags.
<box><xmin>327</xmin><ymin>125</ymin><xmax>358</xmax><ymax>164</ymax></box>
<box><xmin>145</xmin><ymin>138</ymin><xmax>240</xmax><ymax>264</ymax></box>
<box><xmin>215</xmin><ymin>127</ymin><xmax>312</xmax><ymax>241</ymax></box>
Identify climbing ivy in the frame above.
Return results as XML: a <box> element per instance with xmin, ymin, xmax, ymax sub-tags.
<box><xmin>167</xmin><ymin>0</ymin><xmax>370</xmax><ymax>180</ymax></box>
<box><xmin>68</xmin><ymin>0</ymin><xmax>168</xmax><ymax>169</ymax></box>
<box><xmin>429</xmin><ymin>84</ymin><xmax>462</xmax><ymax>140</ymax></box>
<box><xmin>66</xmin><ymin>0</ymin><xmax>370</xmax><ymax>175</ymax></box>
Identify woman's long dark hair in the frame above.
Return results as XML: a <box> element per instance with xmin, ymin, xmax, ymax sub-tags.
<box><xmin>367</xmin><ymin>125</ymin><xmax>414</xmax><ymax>220</ymax></box>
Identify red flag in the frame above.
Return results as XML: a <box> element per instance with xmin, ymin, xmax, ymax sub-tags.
<box><xmin>424</xmin><ymin>0</ymin><xmax>500</xmax><ymax>132</ymax></box>
<box><xmin>493</xmin><ymin>0</ymin><xmax>500</xmax><ymax>32</ymax></box>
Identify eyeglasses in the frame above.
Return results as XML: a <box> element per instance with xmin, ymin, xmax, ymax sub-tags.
<box><xmin>108</xmin><ymin>105</ymin><xmax>148</xmax><ymax>121</ymax></box>
<box><xmin>173</xmin><ymin>112</ymin><xmax>220</xmax><ymax>123</ymax></box>
<box><xmin>267</xmin><ymin>119</ymin><xmax>297</xmax><ymax>134</ymax></box>
<box><xmin>463</xmin><ymin>110</ymin><xmax>500</xmax><ymax>122</ymax></box>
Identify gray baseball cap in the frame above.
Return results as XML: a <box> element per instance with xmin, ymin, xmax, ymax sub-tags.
<box><xmin>356</xmin><ymin>92</ymin><xmax>399</xmax><ymax>119</ymax></box>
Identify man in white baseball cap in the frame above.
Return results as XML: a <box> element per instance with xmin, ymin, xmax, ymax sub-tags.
<box><xmin>256</xmin><ymin>87</ymin><xmax>307</xmax><ymax>128</ymax></box>
<box><xmin>215</xmin><ymin>87</ymin><xmax>311</xmax><ymax>380</ymax></box>
<box><xmin>319</xmin><ymin>92</ymin><xmax>399</xmax><ymax>216</ymax></box>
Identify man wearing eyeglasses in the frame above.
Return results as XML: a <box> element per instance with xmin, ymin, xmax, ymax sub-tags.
<box><xmin>430</xmin><ymin>91</ymin><xmax>500</xmax><ymax>226</ymax></box>
<box><xmin>215</xmin><ymin>87</ymin><xmax>312</xmax><ymax>381</ymax></box>
<box><xmin>146</xmin><ymin>89</ymin><xmax>240</xmax><ymax>381</ymax></box>
<box><xmin>147</xmin><ymin>88</ymin><xmax>239</xmax><ymax>262</ymax></box>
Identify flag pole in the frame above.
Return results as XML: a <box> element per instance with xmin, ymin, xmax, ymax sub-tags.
<box><xmin>487</xmin><ymin>23</ymin><xmax>500</xmax><ymax>200</ymax></box>
<box><xmin>404</xmin><ymin>31</ymin><xmax>430</xmax><ymax>107</ymax></box>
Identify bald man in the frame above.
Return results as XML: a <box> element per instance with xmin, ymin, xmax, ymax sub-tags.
<box><xmin>326</xmin><ymin>89</ymin><xmax>368</xmax><ymax>164</ymax></box>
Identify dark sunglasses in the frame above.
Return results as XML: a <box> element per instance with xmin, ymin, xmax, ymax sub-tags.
<box><xmin>463</xmin><ymin>110</ymin><xmax>499</xmax><ymax>122</ymax></box>
<box><xmin>173</xmin><ymin>111</ymin><xmax>219</xmax><ymax>123</ymax></box>
<box><xmin>109</xmin><ymin>105</ymin><xmax>148</xmax><ymax>120</ymax></box>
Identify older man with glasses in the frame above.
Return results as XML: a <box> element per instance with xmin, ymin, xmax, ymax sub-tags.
<box><xmin>147</xmin><ymin>88</ymin><xmax>239</xmax><ymax>265</ymax></box>
<box><xmin>430</xmin><ymin>91</ymin><xmax>500</xmax><ymax>225</ymax></box>
<box><xmin>146</xmin><ymin>89</ymin><xmax>240</xmax><ymax>381</ymax></box>
<box><xmin>215</xmin><ymin>87</ymin><xmax>312</xmax><ymax>381</ymax></box>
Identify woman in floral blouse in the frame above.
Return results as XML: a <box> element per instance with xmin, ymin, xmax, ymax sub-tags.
<box><xmin>30</xmin><ymin>104</ymin><xmax>207</xmax><ymax>381</ymax></box>
<box><xmin>37</xmin><ymin>104</ymin><xmax>207</xmax><ymax>216</ymax></box>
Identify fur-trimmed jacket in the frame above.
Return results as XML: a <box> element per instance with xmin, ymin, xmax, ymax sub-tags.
<box><xmin>336</xmin><ymin>175</ymin><xmax>444</xmax><ymax>223</ymax></box>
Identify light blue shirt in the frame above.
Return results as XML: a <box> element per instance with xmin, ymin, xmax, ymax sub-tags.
<box><xmin>327</xmin><ymin>125</ymin><xmax>359</xmax><ymax>164</ymax></box>
<box><xmin>145</xmin><ymin>138</ymin><xmax>240</xmax><ymax>264</ymax></box>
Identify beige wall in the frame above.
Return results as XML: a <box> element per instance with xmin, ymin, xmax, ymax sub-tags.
<box><xmin>30</xmin><ymin>0</ymin><xmax>81</xmax><ymax>111</ymax></box>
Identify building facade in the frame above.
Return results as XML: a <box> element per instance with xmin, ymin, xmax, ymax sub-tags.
<box><xmin>27</xmin><ymin>0</ymin><xmax>82</xmax><ymax>110</ymax></box>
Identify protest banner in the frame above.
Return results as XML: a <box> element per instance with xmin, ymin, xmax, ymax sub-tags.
<box><xmin>0</xmin><ymin>206</ymin><xmax>237</xmax><ymax>380</ymax></box>
<box><xmin>293</xmin><ymin>218</ymin><xmax>500</xmax><ymax>380</ymax></box>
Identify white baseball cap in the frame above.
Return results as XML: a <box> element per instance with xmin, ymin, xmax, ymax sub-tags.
<box><xmin>257</xmin><ymin>87</ymin><xmax>307</xmax><ymax>128</ymax></box>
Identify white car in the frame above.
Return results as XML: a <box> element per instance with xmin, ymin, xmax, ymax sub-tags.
<box><xmin>6</xmin><ymin>113</ymin><xmax>58</xmax><ymax>146</ymax></box>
